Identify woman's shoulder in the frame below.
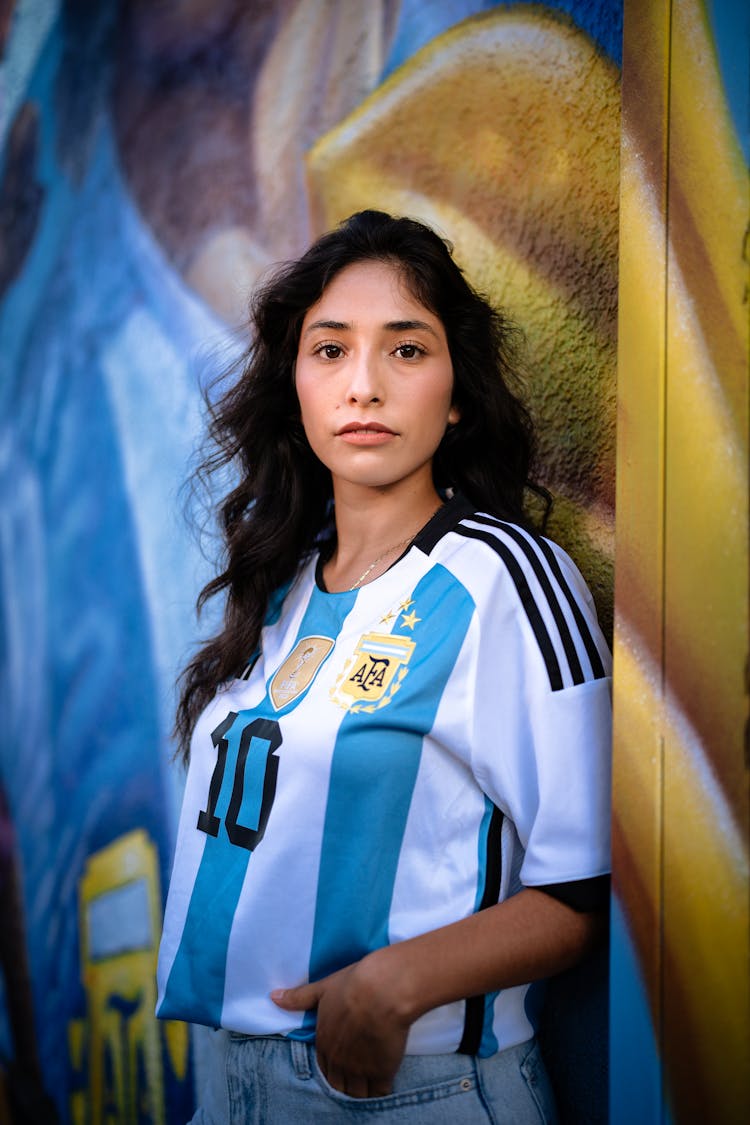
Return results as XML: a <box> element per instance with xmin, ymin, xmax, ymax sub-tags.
<box><xmin>418</xmin><ymin>496</ymin><xmax>574</xmax><ymax>600</ymax></box>
<box><xmin>422</xmin><ymin>498</ymin><xmax>610</xmax><ymax>685</ymax></box>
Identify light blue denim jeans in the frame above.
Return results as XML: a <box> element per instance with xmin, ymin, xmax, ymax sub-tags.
<box><xmin>190</xmin><ymin>1032</ymin><xmax>558</xmax><ymax>1124</ymax></box>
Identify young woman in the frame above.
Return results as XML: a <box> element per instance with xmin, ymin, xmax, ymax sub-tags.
<box><xmin>156</xmin><ymin>211</ymin><xmax>612</xmax><ymax>1123</ymax></box>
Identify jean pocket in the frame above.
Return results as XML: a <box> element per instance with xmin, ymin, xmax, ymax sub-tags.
<box><xmin>311</xmin><ymin>1051</ymin><xmax>478</xmax><ymax>1114</ymax></box>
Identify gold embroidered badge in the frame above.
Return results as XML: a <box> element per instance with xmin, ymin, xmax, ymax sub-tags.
<box><xmin>329</xmin><ymin>632</ymin><xmax>416</xmax><ymax>713</ymax></box>
<box><xmin>269</xmin><ymin>636</ymin><xmax>334</xmax><ymax>710</ymax></box>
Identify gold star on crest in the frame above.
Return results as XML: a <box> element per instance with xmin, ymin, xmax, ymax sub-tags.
<box><xmin>399</xmin><ymin>597</ymin><xmax>415</xmax><ymax>611</ymax></box>
<box><xmin>401</xmin><ymin>609</ymin><xmax>420</xmax><ymax>630</ymax></box>
<box><xmin>380</xmin><ymin>609</ymin><xmax>396</xmax><ymax>624</ymax></box>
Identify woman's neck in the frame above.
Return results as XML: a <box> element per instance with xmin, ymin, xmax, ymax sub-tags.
<box><xmin>323</xmin><ymin>482</ymin><xmax>443</xmax><ymax>593</ymax></box>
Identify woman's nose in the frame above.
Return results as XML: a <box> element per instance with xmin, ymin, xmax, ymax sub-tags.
<box><xmin>346</xmin><ymin>351</ymin><xmax>382</xmax><ymax>404</ymax></box>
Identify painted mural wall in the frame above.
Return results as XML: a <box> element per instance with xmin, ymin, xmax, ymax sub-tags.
<box><xmin>612</xmin><ymin>1</ymin><xmax>749</xmax><ymax>1123</ymax></box>
<box><xmin>19</xmin><ymin>2</ymin><xmax>750</xmax><ymax>1124</ymax></box>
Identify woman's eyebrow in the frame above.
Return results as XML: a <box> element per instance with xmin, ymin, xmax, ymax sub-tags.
<box><xmin>302</xmin><ymin>318</ymin><xmax>438</xmax><ymax>337</ymax></box>
<box><xmin>385</xmin><ymin>319</ymin><xmax>438</xmax><ymax>336</ymax></box>
<box><xmin>303</xmin><ymin>319</ymin><xmax>350</xmax><ymax>335</ymax></box>
<box><xmin>305</xmin><ymin>319</ymin><xmax>353</xmax><ymax>335</ymax></box>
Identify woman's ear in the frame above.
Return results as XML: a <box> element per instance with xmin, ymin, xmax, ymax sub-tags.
<box><xmin>448</xmin><ymin>404</ymin><xmax>461</xmax><ymax>425</ymax></box>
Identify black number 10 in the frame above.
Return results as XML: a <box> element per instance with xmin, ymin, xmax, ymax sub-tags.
<box><xmin>197</xmin><ymin>713</ymin><xmax>282</xmax><ymax>852</ymax></box>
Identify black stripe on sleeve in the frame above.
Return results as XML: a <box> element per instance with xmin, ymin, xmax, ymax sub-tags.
<box><xmin>472</xmin><ymin>516</ymin><xmax>587</xmax><ymax>686</ymax></box>
<box><xmin>532</xmin><ymin>875</ymin><xmax>610</xmax><ymax>913</ymax></box>
<box><xmin>458</xmin><ymin>804</ymin><xmax>504</xmax><ymax>1056</ymax></box>
<box><xmin>532</xmin><ymin>535</ymin><xmax>608</xmax><ymax>681</ymax></box>
<box><xmin>455</xmin><ymin>525</ymin><xmax>564</xmax><ymax>691</ymax></box>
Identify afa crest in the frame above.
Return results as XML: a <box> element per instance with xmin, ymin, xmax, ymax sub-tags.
<box><xmin>330</xmin><ymin>632</ymin><xmax>415</xmax><ymax>713</ymax></box>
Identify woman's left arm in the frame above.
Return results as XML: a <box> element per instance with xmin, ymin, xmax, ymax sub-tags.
<box><xmin>271</xmin><ymin>886</ymin><xmax>604</xmax><ymax>1099</ymax></box>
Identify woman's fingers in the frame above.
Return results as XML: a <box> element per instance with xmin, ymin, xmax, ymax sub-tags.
<box><xmin>321</xmin><ymin>1057</ymin><xmax>343</xmax><ymax>1092</ymax></box>
<box><xmin>366</xmin><ymin>1076</ymin><xmax>394</xmax><ymax>1098</ymax></box>
<box><xmin>318</xmin><ymin>1052</ymin><xmax>393</xmax><ymax>1099</ymax></box>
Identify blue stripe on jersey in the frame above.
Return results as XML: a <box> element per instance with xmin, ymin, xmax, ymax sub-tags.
<box><xmin>159</xmin><ymin>582</ymin><xmax>356</xmax><ymax>1027</ymax></box>
<box><xmin>299</xmin><ymin>564</ymin><xmax>475</xmax><ymax>1025</ymax></box>
<box><xmin>479</xmin><ymin>992</ymin><xmax>500</xmax><ymax>1057</ymax></box>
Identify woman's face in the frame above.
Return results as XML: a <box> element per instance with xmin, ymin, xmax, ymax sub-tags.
<box><xmin>295</xmin><ymin>260</ymin><xmax>459</xmax><ymax>499</ymax></box>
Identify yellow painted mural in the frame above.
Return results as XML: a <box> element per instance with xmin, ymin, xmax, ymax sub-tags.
<box><xmin>615</xmin><ymin>0</ymin><xmax>749</xmax><ymax>1121</ymax></box>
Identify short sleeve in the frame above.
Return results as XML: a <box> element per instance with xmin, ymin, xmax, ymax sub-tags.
<box><xmin>468</xmin><ymin>526</ymin><xmax>612</xmax><ymax>888</ymax></box>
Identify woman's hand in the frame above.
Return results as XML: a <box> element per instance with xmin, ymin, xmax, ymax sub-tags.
<box><xmin>271</xmin><ymin>950</ymin><xmax>411</xmax><ymax>1098</ymax></box>
<box><xmin>271</xmin><ymin>889</ymin><xmax>602</xmax><ymax>1098</ymax></box>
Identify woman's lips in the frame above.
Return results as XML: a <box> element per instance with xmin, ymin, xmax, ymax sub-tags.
<box><xmin>336</xmin><ymin>423</ymin><xmax>396</xmax><ymax>445</ymax></box>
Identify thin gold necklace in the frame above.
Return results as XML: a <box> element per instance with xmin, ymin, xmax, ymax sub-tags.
<box><xmin>348</xmin><ymin>534</ymin><xmax>416</xmax><ymax>591</ymax></box>
<box><xmin>347</xmin><ymin>503</ymin><xmax>442</xmax><ymax>591</ymax></box>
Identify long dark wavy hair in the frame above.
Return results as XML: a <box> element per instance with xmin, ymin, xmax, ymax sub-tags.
<box><xmin>175</xmin><ymin>210</ymin><xmax>547</xmax><ymax>758</ymax></box>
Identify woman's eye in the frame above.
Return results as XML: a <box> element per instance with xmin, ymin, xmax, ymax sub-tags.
<box><xmin>314</xmin><ymin>343</ymin><xmax>343</xmax><ymax>360</ymax></box>
<box><xmin>393</xmin><ymin>343</ymin><xmax>424</xmax><ymax>360</ymax></box>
